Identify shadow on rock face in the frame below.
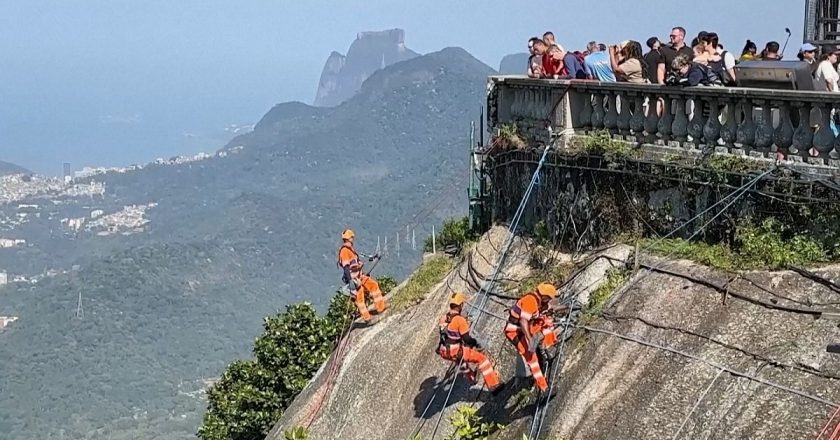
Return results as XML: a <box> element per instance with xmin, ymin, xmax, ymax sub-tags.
<box><xmin>412</xmin><ymin>372</ymin><xmax>484</xmax><ymax>419</ymax></box>
<box><xmin>476</xmin><ymin>377</ymin><xmax>540</xmax><ymax>427</ymax></box>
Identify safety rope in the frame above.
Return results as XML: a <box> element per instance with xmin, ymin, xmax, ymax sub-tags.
<box><xmin>421</xmin><ymin>129</ymin><xmax>574</xmax><ymax>440</ymax></box>
<box><xmin>579</xmin><ymin>325</ymin><xmax>840</xmax><ymax>408</ymax></box>
<box><xmin>670</xmin><ymin>368</ymin><xmax>725</xmax><ymax>440</ymax></box>
<box><xmin>528</xmin><ymin>166</ymin><xmax>775</xmax><ymax>437</ymax></box>
<box><xmin>302</xmin><ymin>315</ymin><xmax>357</xmax><ymax>429</ymax></box>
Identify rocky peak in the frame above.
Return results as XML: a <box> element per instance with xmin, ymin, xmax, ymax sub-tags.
<box><xmin>313</xmin><ymin>28</ymin><xmax>419</xmax><ymax>107</ymax></box>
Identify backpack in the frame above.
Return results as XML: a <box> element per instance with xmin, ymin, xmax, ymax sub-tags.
<box><xmin>437</xmin><ymin>314</ymin><xmax>452</xmax><ymax>353</ymax></box>
<box><xmin>706</xmin><ymin>59</ymin><xmax>725</xmax><ymax>86</ymax></box>
<box><xmin>719</xmin><ymin>50</ymin><xmax>737</xmax><ymax>85</ymax></box>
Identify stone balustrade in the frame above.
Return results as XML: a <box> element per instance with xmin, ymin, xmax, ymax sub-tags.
<box><xmin>487</xmin><ymin>76</ymin><xmax>840</xmax><ymax>168</ymax></box>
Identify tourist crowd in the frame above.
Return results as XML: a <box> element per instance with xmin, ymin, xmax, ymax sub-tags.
<box><xmin>526</xmin><ymin>27</ymin><xmax>840</xmax><ymax>91</ymax></box>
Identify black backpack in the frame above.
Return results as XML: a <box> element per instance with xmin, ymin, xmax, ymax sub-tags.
<box><xmin>437</xmin><ymin>314</ymin><xmax>452</xmax><ymax>352</ymax></box>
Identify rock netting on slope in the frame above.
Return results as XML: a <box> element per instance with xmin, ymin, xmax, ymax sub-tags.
<box><xmin>526</xmin><ymin>259</ymin><xmax>840</xmax><ymax>440</ymax></box>
<box><xmin>267</xmin><ymin>229</ymin><xmax>840</xmax><ymax>440</ymax></box>
<box><xmin>266</xmin><ymin>227</ymin><xmax>540</xmax><ymax>440</ymax></box>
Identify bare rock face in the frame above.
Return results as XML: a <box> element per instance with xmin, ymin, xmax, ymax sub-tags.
<box><xmin>267</xmin><ymin>227</ymin><xmax>840</xmax><ymax>440</ymax></box>
<box><xmin>312</xmin><ymin>51</ymin><xmax>346</xmax><ymax>108</ymax></box>
<box><xmin>313</xmin><ymin>29</ymin><xmax>419</xmax><ymax>107</ymax></box>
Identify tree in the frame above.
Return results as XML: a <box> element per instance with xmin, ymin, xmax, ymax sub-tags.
<box><xmin>198</xmin><ymin>295</ymin><xmax>353</xmax><ymax>440</ymax></box>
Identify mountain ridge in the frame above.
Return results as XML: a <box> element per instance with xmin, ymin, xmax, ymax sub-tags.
<box><xmin>0</xmin><ymin>45</ymin><xmax>494</xmax><ymax>440</ymax></box>
<box><xmin>0</xmin><ymin>160</ymin><xmax>31</xmax><ymax>176</ymax></box>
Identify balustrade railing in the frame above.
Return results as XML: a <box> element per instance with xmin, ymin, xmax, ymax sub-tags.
<box><xmin>487</xmin><ymin>76</ymin><xmax>840</xmax><ymax>167</ymax></box>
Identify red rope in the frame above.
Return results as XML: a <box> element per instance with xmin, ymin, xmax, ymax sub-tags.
<box><xmin>817</xmin><ymin>406</ymin><xmax>840</xmax><ymax>440</ymax></box>
<box><xmin>829</xmin><ymin>415</ymin><xmax>840</xmax><ymax>440</ymax></box>
<box><xmin>302</xmin><ymin>319</ymin><xmax>356</xmax><ymax>429</ymax></box>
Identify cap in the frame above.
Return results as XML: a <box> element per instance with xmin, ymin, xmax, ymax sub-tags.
<box><xmin>341</xmin><ymin>229</ymin><xmax>355</xmax><ymax>240</ymax></box>
<box><xmin>619</xmin><ymin>40</ymin><xmax>630</xmax><ymax>50</ymax></box>
<box><xmin>646</xmin><ymin>37</ymin><xmax>660</xmax><ymax>49</ymax></box>
<box><xmin>800</xmin><ymin>43</ymin><xmax>818</xmax><ymax>52</ymax></box>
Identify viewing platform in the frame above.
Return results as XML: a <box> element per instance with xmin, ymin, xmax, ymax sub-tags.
<box><xmin>486</xmin><ymin>76</ymin><xmax>840</xmax><ymax>177</ymax></box>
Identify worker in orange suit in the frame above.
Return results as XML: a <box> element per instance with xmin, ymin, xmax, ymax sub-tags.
<box><xmin>437</xmin><ymin>292</ymin><xmax>504</xmax><ymax>394</ymax></box>
<box><xmin>337</xmin><ymin>228</ymin><xmax>378</xmax><ymax>296</ymax></box>
<box><xmin>504</xmin><ymin>283</ymin><xmax>563</xmax><ymax>392</ymax></box>
<box><xmin>349</xmin><ymin>262</ymin><xmax>387</xmax><ymax>322</ymax></box>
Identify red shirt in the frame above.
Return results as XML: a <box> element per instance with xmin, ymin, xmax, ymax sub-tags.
<box><xmin>542</xmin><ymin>53</ymin><xmax>566</xmax><ymax>77</ymax></box>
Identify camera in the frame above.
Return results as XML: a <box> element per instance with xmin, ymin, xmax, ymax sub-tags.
<box><xmin>665</xmin><ymin>72</ymin><xmax>687</xmax><ymax>86</ymax></box>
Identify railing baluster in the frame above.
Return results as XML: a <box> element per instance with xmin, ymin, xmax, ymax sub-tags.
<box><xmin>774</xmin><ymin>101</ymin><xmax>795</xmax><ymax>153</ymax></box>
<box><xmin>578</xmin><ymin>90</ymin><xmax>593</xmax><ymax>131</ymax></box>
<box><xmin>736</xmin><ymin>99</ymin><xmax>756</xmax><ymax>149</ymax></box>
<box><xmin>630</xmin><ymin>95</ymin><xmax>646</xmax><ymax>143</ymax></box>
<box><xmin>617</xmin><ymin>92</ymin><xmax>632</xmax><ymax>136</ymax></box>
<box><xmin>720</xmin><ymin>98</ymin><xmax>738</xmax><ymax>148</ymax></box>
<box><xmin>703</xmin><ymin>98</ymin><xmax>722</xmax><ymax>148</ymax></box>
<box><xmin>792</xmin><ymin>102</ymin><xmax>814</xmax><ymax>155</ymax></box>
<box><xmin>672</xmin><ymin>95</ymin><xmax>689</xmax><ymax>144</ymax></box>
<box><xmin>814</xmin><ymin>103</ymin><xmax>835</xmax><ymax>156</ymax></box>
<box><xmin>527</xmin><ymin>88</ymin><xmax>538</xmax><ymax>119</ymax></box>
<box><xmin>754</xmin><ymin>100</ymin><xmax>774</xmax><ymax>150</ymax></box>
<box><xmin>591</xmin><ymin>91</ymin><xmax>605</xmax><ymax>129</ymax></box>
<box><xmin>687</xmin><ymin>98</ymin><xmax>706</xmax><ymax>148</ymax></box>
<box><xmin>658</xmin><ymin>96</ymin><xmax>674</xmax><ymax>143</ymax></box>
<box><xmin>604</xmin><ymin>91</ymin><xmax>619</xmax><ymax>135</ymax></box>
<box><xmin>511</xmin><ymin>86</ymin><xmax>523</xmax><ymax>119</ymax></box>
<box><xmin>644</xmin><ymin>95</ymin><xmax>660</xmax><ymax>144</ymax></box>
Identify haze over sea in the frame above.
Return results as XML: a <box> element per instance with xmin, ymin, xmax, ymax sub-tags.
<box><xmin>0</xmin><ymin>0</ymin><xmax>800</xmax><ymax>175</ymax></box>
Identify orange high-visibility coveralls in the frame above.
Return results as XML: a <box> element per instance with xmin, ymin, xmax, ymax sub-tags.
<box><xmin>437</xmin><ymin>312</ymin><xmax>501</xmax><ymax>390</ymax></box>
<box><xmin>337</xmin><ymin>243</ymin><xmax>360</xmax><ymax>283</ymax></box>
<box><xmin>504</xmin><ymin>293</ymin><xmax>556</xmax><ymax>391</ymax></box>
<box><xmin>354</xmin><ymin>274</ymin><xmax>387</xmax><ymax>321</ymax></box>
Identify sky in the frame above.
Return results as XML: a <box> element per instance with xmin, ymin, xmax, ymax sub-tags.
<box><xmin>0</xmin><ymin>0</ymin><xmax>804</xmax><ymax>175</ymax></box>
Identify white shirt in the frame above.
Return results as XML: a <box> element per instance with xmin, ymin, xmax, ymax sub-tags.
<box><xmin>816</xmin><ymin>60</ymin><xmax>840</xmax><ymax>92</ymax></box>
<box><xmin>722</xmin><ymin>51</ymin><xmax>737</xmax><ymax>70</ymax></box>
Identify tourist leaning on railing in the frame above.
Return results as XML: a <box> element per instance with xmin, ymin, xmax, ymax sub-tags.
<box><xmin>608</xmin><ymin>41</ymin><xmax>648</xmax><ymax>83</ymax></box>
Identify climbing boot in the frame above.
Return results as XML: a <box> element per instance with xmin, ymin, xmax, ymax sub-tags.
<box><xmin>490</xmin><ymin>381</ymin><xmax>507</xmax><ymax>397</ymax></box>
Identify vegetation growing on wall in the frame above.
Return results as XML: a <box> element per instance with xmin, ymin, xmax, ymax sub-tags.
<box><xmin>489</xmin><ymin>131</ymin><xmax>840</xmax><ymax>269</ymax></box>
<box><xmin>489</xmin><ymin>123</ymin><xmax>526</xmax><ymax>152</ymax></box>
<box><xmin>582</xmin><ymin>131</ymin><xmax>641</xmax><ymax>165</ymax></box>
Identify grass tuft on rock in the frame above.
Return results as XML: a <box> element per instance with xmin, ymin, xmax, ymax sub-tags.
<box><xmin>391</xmin><ymin>256</ymin><xmax>454</xmax><ymax>312</ymax></box>
<box><xmin>638</xmin><ymin>218</ymin><xmax>827</xmax><ymax>270</ymax></box>
<box><xmin>582</xmin><ymin>268</ymin><xmax>628</xmax><ymax>322</ymax></box>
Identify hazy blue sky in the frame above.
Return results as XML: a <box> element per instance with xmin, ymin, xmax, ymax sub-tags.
<box><xmin>1</xmin><ymin>0</ymin><xmax>804</xmax><ymax>174</ymax></box>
